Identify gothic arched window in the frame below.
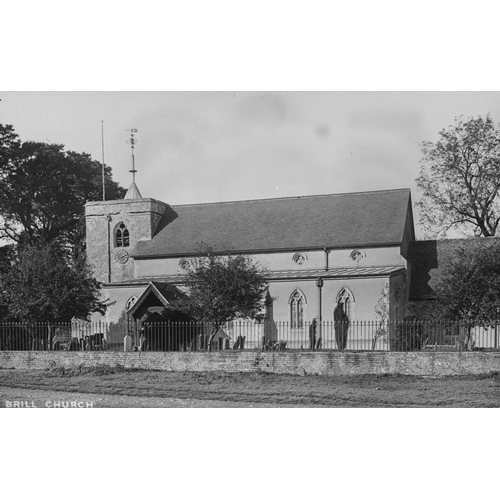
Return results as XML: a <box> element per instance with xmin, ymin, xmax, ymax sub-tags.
<box><xmin>125</xmin><ymin>295</ymin><xmax>138</xmax><ymax>335</ymax></box>
<box><xmin>289</xmin><ymin>289</ymin><xmax>306</xmax><ymax>328</ymax></box>
<box><xmin>334</xmin><ymin>287</ymin><xmax>354</xmax><ymax>350</ymax></box>
<box><xmin>115</xmin><ymin>222</ymin><xmax>130</xmax><ymax>247</ymax></box>
<box><xmin>336</xmin><ymin>287</ymin><xmax>355</xmax><ymax>321</ymax></box>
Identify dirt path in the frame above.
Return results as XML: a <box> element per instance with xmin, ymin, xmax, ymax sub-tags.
<box><xmin>0</xmin><ymin>386</ymin><xmax>305</xmax><ymax>408</ymax></box>
<box><xmin>3</xmin><ymin>369</ymin><xmax>498</xmax><ymax>407</ymax></box>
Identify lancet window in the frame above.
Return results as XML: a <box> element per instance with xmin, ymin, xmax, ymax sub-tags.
<box><xmin>290</xmin><ymin>289</ymin><xmax>305</xmax><ymax>328</ymax></box>
<box><xmin>336</xmin><ymin>287</ymin><xmax>354</xmax><ymax>320</ymax></box>
<box><xmin>115</xmin><ymin>222</ymin><xmax>130</xmax><ymax>247</ymax></box>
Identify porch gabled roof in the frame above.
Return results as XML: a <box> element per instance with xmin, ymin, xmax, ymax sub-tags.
<box><xmin>126</xmin><ymin>281</ymin><xmax>183</xmax><ymax>318</ymax></box>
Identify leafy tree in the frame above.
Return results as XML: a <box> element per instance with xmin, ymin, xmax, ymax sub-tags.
<box><xmin>0</xmin><ymin>124</ymin><xmax>126</xmax><ymax>253</ymax></box>
<box><xmin>175</xmin><ymin>246</ymin><xmax>268</xmax><ymax>351</ymax></box>
<box><xmin>416</xmin><ymin>115</ymin><xmax>500</xmax><ymax>238</ymax></box>
<box><xmin>0</xmin><ymin>243</ymin><xmax>105</xmax><ymax>323</ymax></box>
<box><xmin>430</xmin><ymin>240</ymin><xmax>500</xmax><ymax>349</ymax></box>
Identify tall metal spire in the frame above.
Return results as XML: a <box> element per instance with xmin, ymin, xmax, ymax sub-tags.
<box><xmin>128</xmin><ymin>128</ymin><xmax>137</xmax><ymax>183</ymax></box>
<box><xmin>124</xmin><ymin>128</ymin><xmax>143</xmax><ymax>199</ymax></box>
<box><xmin>101</xmin><ymin>120</ymin><xmax>106</xmax><ymax>201</ymax></box>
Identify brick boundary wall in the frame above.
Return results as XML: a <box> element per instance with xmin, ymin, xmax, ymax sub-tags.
<box><xmin>1</xmin><ymin>351</ymin><xmax>500</xmax><ymax>376</ymax></box>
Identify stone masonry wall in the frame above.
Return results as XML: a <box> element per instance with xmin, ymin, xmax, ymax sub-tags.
<box><xmin>1</xmin><ymin>351</ymin><xmax>500</xmax><ymax>377</ymax></box>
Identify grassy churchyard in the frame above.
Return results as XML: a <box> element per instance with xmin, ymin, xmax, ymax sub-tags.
<box><xmin>1</xmin><ymin>366</ymin><xmax>499</xmax><ymax>407</ymax></box>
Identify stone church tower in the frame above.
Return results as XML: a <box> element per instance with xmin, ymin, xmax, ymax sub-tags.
<box><xmin>85</xmin><ymin>180</ymin><xmax>168</xmax><ymax>284</ymax></box>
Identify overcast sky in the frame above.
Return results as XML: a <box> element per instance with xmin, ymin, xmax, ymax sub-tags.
<box><xmin>1</xmin><ymin>91</ymin><xmax>500</xmax><ymax>238</ymax></box>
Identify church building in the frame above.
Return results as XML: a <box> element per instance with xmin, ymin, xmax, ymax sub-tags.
<box><xmin>85</xmin><ymin>178</ymin><xmax>415</xmax><ymax>349</ymax></box>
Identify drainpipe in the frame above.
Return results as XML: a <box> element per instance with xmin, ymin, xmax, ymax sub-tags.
<box><xmin>324</xmin><ymin>247</ymin><xmax>330</xmax><ymax>270</ymax></box>
<box><xmin>316</xmin><ymin>278</ymin><xmax>324</xmax><ymax>346</ymax></box>
<box><xmin>106</xmin><ymin>215</ymin><xmax>112</xmax><ymax>283</ymax></box>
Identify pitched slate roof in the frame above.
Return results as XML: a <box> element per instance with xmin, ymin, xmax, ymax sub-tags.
<box><xmin>408</xmin><ymin>237</ymin><xmax>500</xmax><ymax>300</ymax></box>
<box><xmin>133</xmin><ymin>188</ymin><xmax>412</xmax><ymax>258</ymax></box>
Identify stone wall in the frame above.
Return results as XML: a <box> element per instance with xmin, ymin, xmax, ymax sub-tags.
<box><xmin>1</xmin><ymin>351</ymin><xmax>499</xmax><ymax>377</ymax></box>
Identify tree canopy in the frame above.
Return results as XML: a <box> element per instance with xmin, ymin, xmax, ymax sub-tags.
<box><xmin>416</xmin><ymin>115</ymin><xmax>500</xmax><ymax>238</ymax></box>
<box><xmin>0</xmin><ymin>244</ymin><xmax>105</xmax><ymax>323</ymax></box>
<box><xmin>430</xmin><ymin>240</ymin><xmax>500</xmax><ymax>324</ymax></box>
<box><xmin>0</xmin><ymin>124</ymin><xmax>126</xmax><ymax>253</ymax></box>
<box><xmin>175</xmin><ymin>246</ymin><xmax>268</xmax><ymax>348</ymax></box>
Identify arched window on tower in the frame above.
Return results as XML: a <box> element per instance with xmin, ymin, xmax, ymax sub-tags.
<box><xmin>289</xmin><ymin>289</ymin><xmax>306</xmax><ymax>328</ymax></box>
<box><xmin>115</xmin><ymin>222</ymin><xmax>130</xmax><ymax>247</ymax></box>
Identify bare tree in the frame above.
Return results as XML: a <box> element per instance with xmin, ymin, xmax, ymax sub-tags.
<box><xmin>372</xmin><ymin>284</ymin><xmax>389</xmax><ymax>350</ymax></box>
<box><xmin>416</xmin><ymin>115</ymin><xmax>500</xmax><ymax>238</ymax></box>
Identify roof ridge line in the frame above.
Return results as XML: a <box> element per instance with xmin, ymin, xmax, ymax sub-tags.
<box><xmin>171</xmin><ymin>188</ymin><xmax>411</xmax><ymax>208</ymax></box>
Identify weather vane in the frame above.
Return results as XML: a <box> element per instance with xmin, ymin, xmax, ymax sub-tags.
<box><xmin>127</xmin><ymin>128</ymin><xmax>138</xmax><ymax>184</ymax></box>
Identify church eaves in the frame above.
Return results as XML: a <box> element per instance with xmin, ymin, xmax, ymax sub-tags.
<box><xmin>132</xmin><ymin>188</ymin><xmax>413</xmax><ymax>258</ymax></box>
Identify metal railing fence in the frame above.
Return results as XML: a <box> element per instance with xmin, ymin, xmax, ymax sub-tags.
<box><xmin>0</xmin><ymin>320</ymin><xmax>499</xmax><ymax>352</ymax></box>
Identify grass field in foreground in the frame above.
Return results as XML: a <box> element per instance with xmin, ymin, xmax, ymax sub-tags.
<box><xmin>1</xmin><ymin>366</ymin><xmax>499</xmax><ymax>407</ymax></box>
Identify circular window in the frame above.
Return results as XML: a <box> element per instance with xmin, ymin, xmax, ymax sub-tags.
<box><xmin>350</xmin><ymin>250</ymin><xmax>365</xmax><ymax>263</ymax></box>
<box><xmin>292</xmin><ymin>252</ymin><xmax>307</xmax><ymax>265</ymax></box>
<box><xmin>179</xmin><ymin>258</ymin><xmax>191</xmax><ymax>271</ymax></box>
